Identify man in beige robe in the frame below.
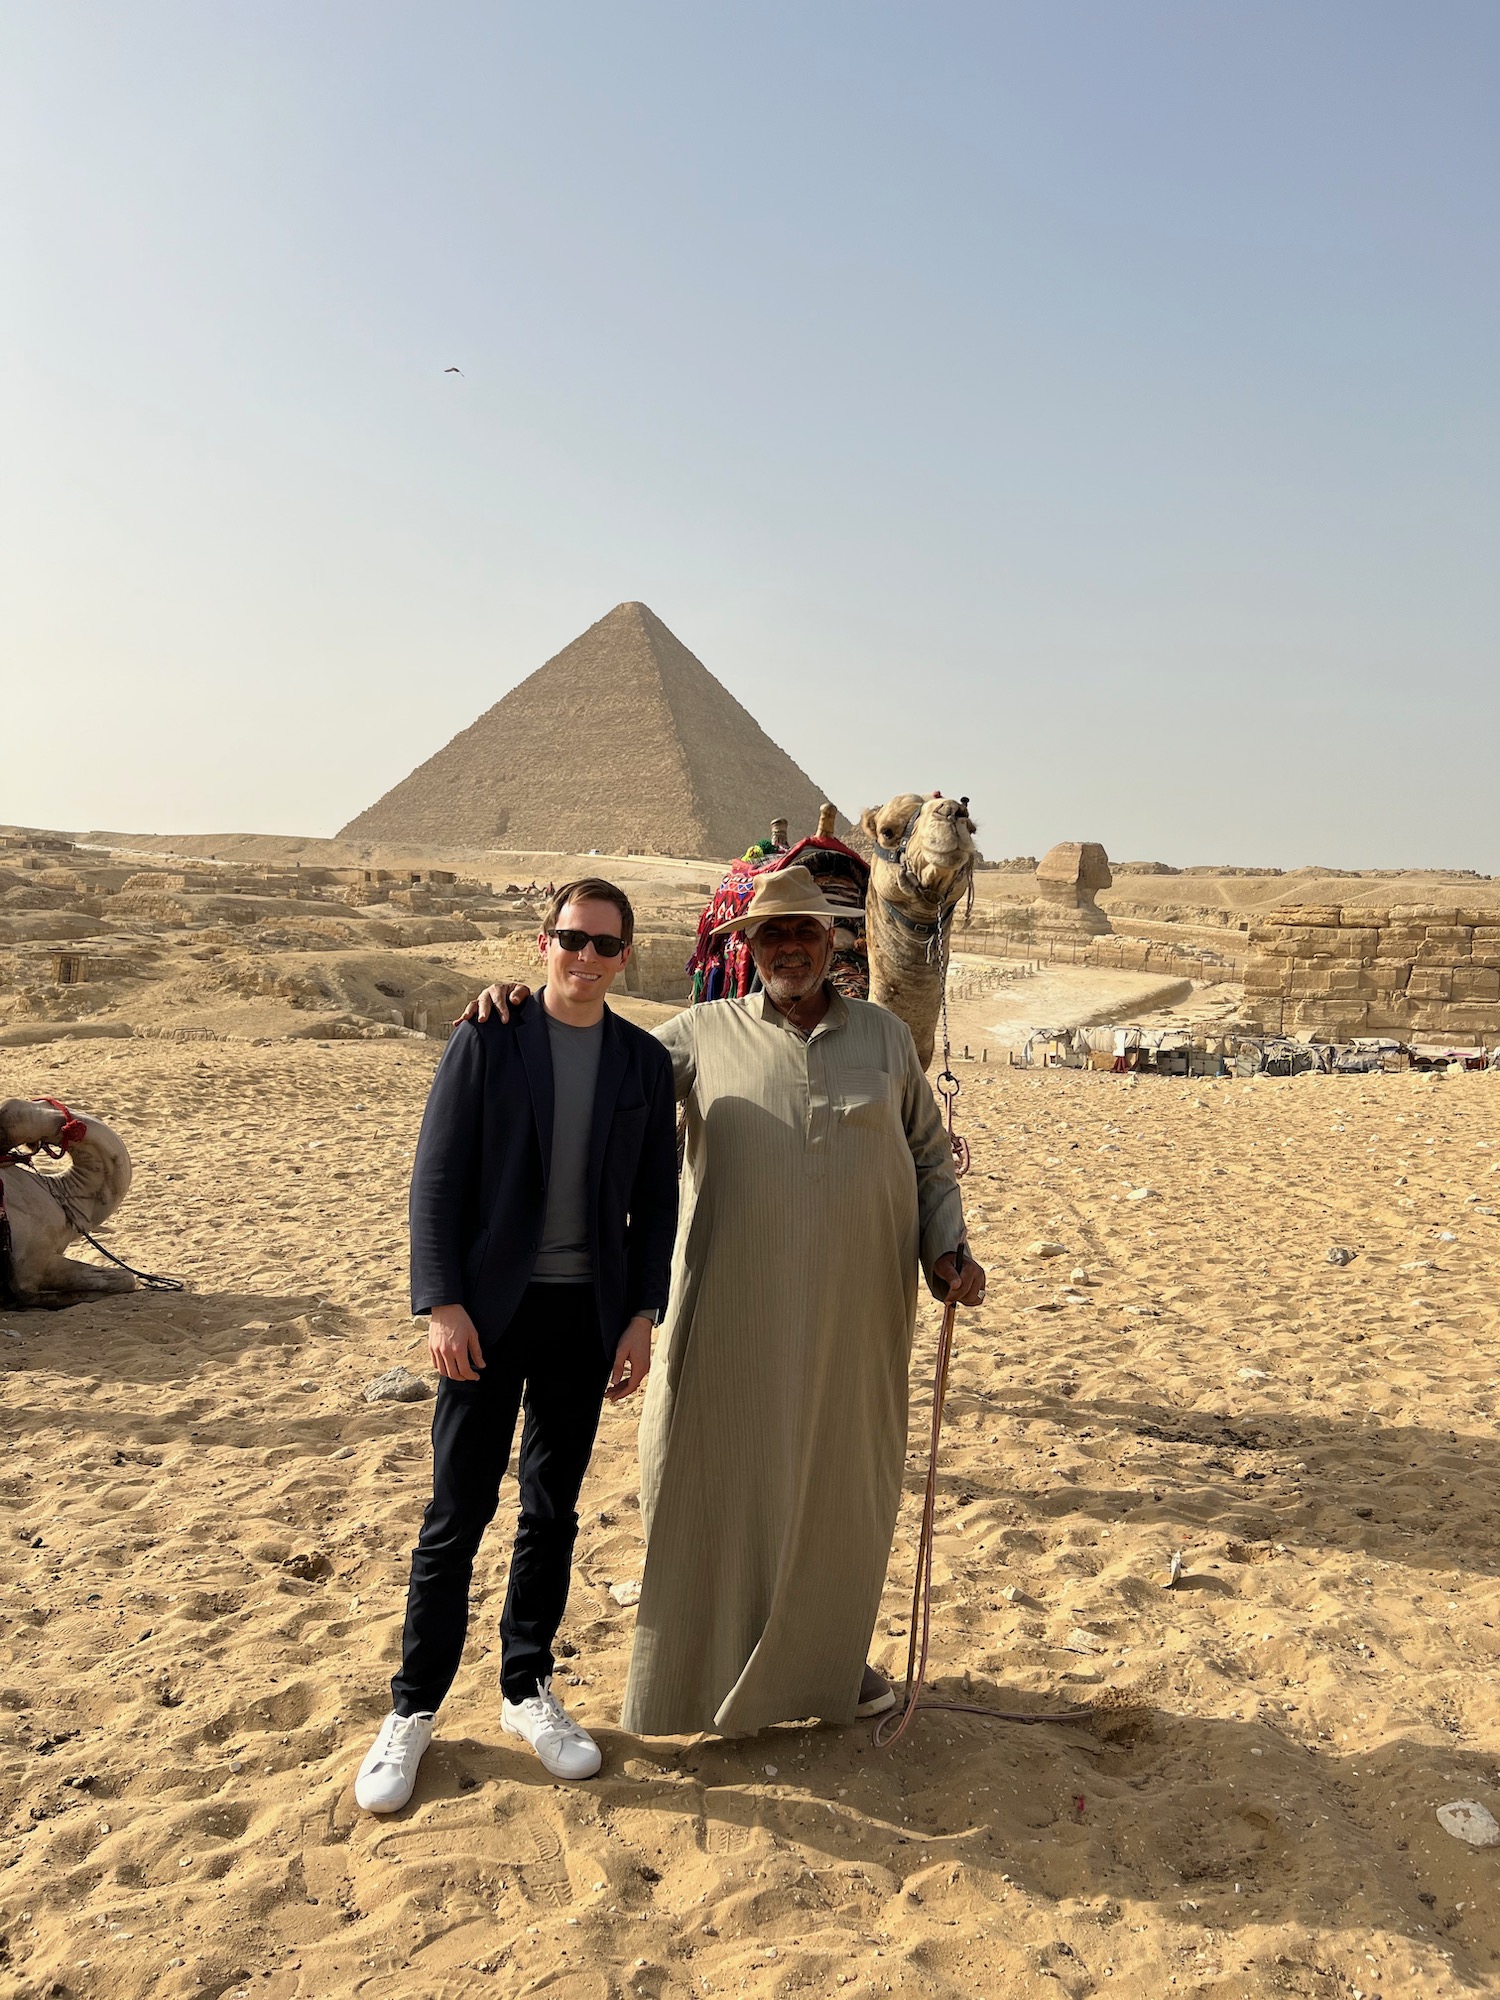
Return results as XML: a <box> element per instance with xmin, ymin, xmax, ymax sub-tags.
<box><xmin>620</xmin><ymin>866</ymin><xmax>984</xmax><ymax>1736</ymax></box>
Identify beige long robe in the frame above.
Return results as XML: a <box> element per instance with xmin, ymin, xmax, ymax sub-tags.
<box><xmin>621</xmin><ymin>988</ymin><xmax>964</xmax><ymax>1737</ymax></box>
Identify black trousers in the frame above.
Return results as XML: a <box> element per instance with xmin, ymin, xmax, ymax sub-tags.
<box><xmin>391</xmin><ymin>1284</ymin><xmax>611</xmax><ymax>1713</ymax></box>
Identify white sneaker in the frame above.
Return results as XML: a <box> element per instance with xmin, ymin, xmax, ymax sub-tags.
<box><xmin>354</xmin><ymin>1710</ymin><xmax>434</xmax><ymax>1812</ymax></box>
<box><xmin>501</xmin><ymin>1677</ymin><xmax>601</xmax><ymax>1780</ymax></box>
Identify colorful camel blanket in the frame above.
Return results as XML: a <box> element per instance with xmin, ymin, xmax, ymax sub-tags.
<box><xmin>687</xmin><ymin>837</ymin><xmax>871</xmax><ymax>1004</ymax></box>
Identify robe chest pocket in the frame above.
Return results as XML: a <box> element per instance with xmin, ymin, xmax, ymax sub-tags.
<box><xmin>833</xmin><ymin>1069</ymin><xmax>894</xmax><ymax>1127</ymax></box>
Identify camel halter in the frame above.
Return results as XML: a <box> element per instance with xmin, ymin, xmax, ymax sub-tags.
<box><xmin>871</xmin><ymin>798</ymin><xmax>977</xmax><ymax>956</ymax></box>
<box><xmin>0</xmin><ymin>1099</ymin><xmax>183</xmax><ymax>1296</ymax></box>
<box><xmin>874</xmin><ymin>910</ymin><xmax>1091</xmax><ymax>1748</ymax></box>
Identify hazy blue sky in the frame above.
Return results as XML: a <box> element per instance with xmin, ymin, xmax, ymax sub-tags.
<box><xmin>4</xmin><ymin>4</ymin><xmax>1496</xmax><ymax>867</ymax></box>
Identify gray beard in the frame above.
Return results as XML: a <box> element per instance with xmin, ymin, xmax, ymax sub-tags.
<box><xmin>762</xmin><ymin>972</ymin><xmax>822</xmax><ymax>1007</ymax></box>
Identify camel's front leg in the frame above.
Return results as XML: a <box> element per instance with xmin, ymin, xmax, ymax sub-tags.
<box><xmin>24</xmin><ymin>1253</ymin><xmax>137</xmax><ymax>1305</ymax></box>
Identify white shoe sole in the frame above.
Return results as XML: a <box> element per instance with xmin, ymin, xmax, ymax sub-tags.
<box><xmin>355</xmin><ymin>1781</ymin><xmax>416</xmax><ymax>1814</ymax></box>
<box><xmin>854</xmin><ymin>1686</ymin><xmax>897</xmax><ymax>1719</ymax></box>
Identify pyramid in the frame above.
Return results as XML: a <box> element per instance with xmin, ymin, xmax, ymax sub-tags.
<box><xmin>339</xmin><ymin>602</ymin><xmax>846</xmax><ymax>858</ymax></box>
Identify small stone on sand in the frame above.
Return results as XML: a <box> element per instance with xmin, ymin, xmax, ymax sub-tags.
<box><xmin>1436</xmin><ymin>1800</ymin><xmax>1500</xmax><ymax>1847</ymax></box>
<box><xmin>1064</xmin><ymin>1627</ymin><xmax>1107</xmax><ymax>1653</ymax></box>
<box><xmin>362</xmin><ymin>1366</ymin><xmax>433</xmax><ymax>1404</ymax></box>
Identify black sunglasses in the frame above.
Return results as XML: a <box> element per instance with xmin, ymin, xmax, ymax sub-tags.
<box><xmin>547</xmin><ymin>927</ymin><xmax>627</xmax><ymax>959</ymax></box>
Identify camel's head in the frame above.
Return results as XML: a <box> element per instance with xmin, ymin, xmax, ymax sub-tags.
<box><xmin>860</xmin><ymin>792</ymin><xmax>977</xmax><ymax>903</ymax></box>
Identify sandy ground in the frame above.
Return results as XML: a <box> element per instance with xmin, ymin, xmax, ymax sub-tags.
<box><xmin>942</xmin><ymin>961</ymin><xmax>1200</xmax><ymax>1058</ymax></box>
<box><xmin>3</xmin><ymin>1038</ymin><xmax>1500</xmax><ymax>1999</ymax></box>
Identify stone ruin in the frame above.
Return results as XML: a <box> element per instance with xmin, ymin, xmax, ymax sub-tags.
<box><xmin>1243</xmin><ymin>904</ymin><xmax>1500</xmax><ymax>1043</ymax></box>
<box><xmin>1032</xmin><ymin>841</ymin><xmax>1114</xmax><ymax>939</ymax></box>
<box><xmin>0</xmin><ymin>826</ymin><xmax>704</xmax><ymax>1042</ymax></box>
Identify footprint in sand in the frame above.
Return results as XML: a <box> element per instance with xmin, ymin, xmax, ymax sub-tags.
<box><xmin>700</xmin><ymin>1788</ymin><xmax>753</xmax><ymax>1855</ymax></box>
<box><xmin>513</xmin><ymin>1815</ymin><xmax>574</xmax><ymax>1907</ymax></box>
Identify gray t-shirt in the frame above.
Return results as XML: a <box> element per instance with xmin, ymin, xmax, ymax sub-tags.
<box><xmin>532</xmin><ymin>1007</ymin><xmax>603</xmax><ymax>1283</ymax></box>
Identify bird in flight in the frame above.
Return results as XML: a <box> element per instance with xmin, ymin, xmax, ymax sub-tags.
<box><xmin>444</xmin><ymin>366</ymin><xmax>464</xmax><ymax>376</ymax></box>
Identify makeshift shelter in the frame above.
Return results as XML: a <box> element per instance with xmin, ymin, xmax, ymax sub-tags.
<box><xmin>1408</xmin><ymin>1044</ymin><xmax>1489</xmax><ymax>1072</ymax></box>
<box><xmin>1017</xmin><ymin>1024</ymin><xmax>1230</xmax><ymax>1075</ymax></box>
<box><xmin>1332</xmin><ymin>1038</ymin><xmax>1410</xmax><ymax>1074</ymax></box>
<box><xmin>1019</xmin><ymin>1027</ymin><xmax>1087</xmax><ymax>1069</ymax></box>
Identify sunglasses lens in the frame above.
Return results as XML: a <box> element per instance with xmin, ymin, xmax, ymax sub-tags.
<box><xmin>550</xmin><ymin>929</ymin><xmax>625</xmax><ymax>958</ymax></box>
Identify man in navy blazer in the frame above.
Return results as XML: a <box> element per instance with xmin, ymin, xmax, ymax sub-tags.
<box><xmin>355</xmin><ymin>879</ymin><xmax>677</xmax><ymax>1811</ymax></box>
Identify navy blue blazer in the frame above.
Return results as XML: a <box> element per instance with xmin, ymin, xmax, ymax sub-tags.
<box><xmin>408</xmin><ymin>996</ymin><xmax>678</xmax><ymax>1357</ymax></box>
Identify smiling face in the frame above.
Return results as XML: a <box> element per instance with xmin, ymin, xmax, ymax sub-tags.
<box><xmin>749</xmin><ymin>915</ymin><xmax>834</xmax><ymax>1009</ymax></box>
<box><xmin>538</xmin><ymin>897</ymin><xmax>632</xmax><ymax>1009</ymax></box>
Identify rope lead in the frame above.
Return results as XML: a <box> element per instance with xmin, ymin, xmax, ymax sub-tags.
<box><xmin>875</xmin><ymin>915</ymin><xmax>1087</xmax><ymax>1744</ymax></box>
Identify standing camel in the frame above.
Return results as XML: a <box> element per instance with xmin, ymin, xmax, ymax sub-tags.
<box><xmin>690</xmin><ymin>793</ymin><xmax>979</xmax><ymax>1071</ymax></box>
<box><xmin>0</xmin><ymin>1098</ymin><xmax>136</xmax><ymax>1306</ymax></box>
<box><xmin>859</xmin><ymin>792</ymin><xmax>978</xmax><ymax>1069</ymax></box>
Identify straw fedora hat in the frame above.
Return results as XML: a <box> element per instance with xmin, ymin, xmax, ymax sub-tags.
<box><xmin>710</xmin><ymin>864</ymin><xmax>846</xmax><ymax>937</ymax></box>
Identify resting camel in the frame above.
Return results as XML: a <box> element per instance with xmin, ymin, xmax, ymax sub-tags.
<box><xmin>857</xmin><ymin>792</ymin><xmax>978</xmax><ymax>1069</ymax></box>
<box><xmin>0</xmin><ymin>1098</ymin><xmax>135</xmax><ymax>1306</ymax></box>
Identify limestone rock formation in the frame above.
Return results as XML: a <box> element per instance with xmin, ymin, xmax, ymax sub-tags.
<box><xmin>1243</xmin><ymin>904</ymin><xmax>1500</xmax><ymax>1041</ymax></box>
<box><xmin>339</xmin><ymin>602</ymin><xmax>845</xmax><ymax>859</ymax></box>
<box><xmin>1033</xmin><ymin>841</ymin><xmax>1114</xmax><ymax>938</ymax></box>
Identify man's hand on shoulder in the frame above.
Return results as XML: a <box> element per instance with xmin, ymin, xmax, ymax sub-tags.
<box><xmin>934</xmin><ymin>1249</ymin><xmax>986</xmax><ymax>1308</ymax></box>
<box><xmin>453</xmin><ymin>983</ymin><xmax>534</xmax><ymax>1028</ymax></box>
<box><xmin>606</xmin><ymin>1315</ymin><xmax>654</xmax><ymax>1402</ymax></box>
<box><xmin>428</xmin><ymin>1303</ymin><xmax>486</xmax><ymax>1381</ymax></box>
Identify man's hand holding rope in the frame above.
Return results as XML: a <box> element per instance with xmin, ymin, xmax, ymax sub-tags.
<box><xmin>933</xmin><ymin>1248</ymin><xmax>985</xmax><ymax>1308</ymax></box>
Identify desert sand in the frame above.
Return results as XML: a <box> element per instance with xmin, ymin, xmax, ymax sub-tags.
<box><xmin>3</xmin><ymin>1026</ymin><xmax>1499</xmax><ymax>2000</ymax></box>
